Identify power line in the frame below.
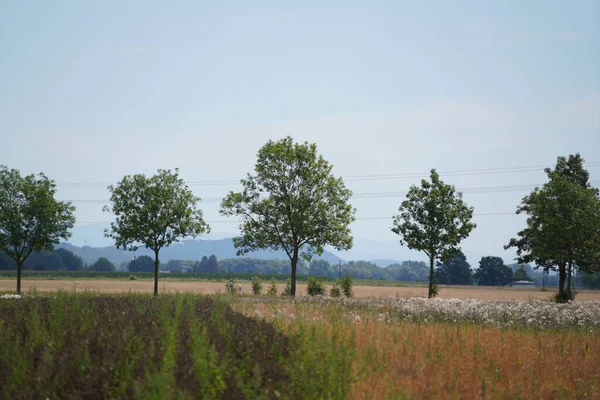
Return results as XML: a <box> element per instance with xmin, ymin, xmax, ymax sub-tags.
<box><xmin>73</xmin><ymin>212</ymin><xmax>520</xmax><ymax>225</ymax></box>
<box><xmin>58</xmin><ymin>180</ymin><xmax>600</xmax><ymax>204</ymax></box>
<box><xmin>56</xmin><ymin>162</ymin><xmax>600</xmax><ymax>188</ymax></box>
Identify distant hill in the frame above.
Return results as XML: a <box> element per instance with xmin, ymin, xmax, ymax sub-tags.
<box><xmin>58</xmin><ymin>239</ymin><xmax>342</xmax><ymax>266</ymax></box>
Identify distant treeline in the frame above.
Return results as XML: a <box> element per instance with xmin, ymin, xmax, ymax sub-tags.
<box><xmin>2</xmin><ymin>249</ymin><xmax>598</xmax><ymax>289</ymax></box>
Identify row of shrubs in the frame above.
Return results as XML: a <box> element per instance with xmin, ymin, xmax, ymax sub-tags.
<box><xmin>248</xmin><ymin>274</ymin><xmax>354</xmax><ymax>297</ymax></box>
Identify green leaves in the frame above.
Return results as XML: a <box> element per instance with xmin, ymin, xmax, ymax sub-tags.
<box><xmin>391</xmin><ymin>170</ymin><xmax>475</xmax><ymax>260</ymax></box>
<box><xmin>104</xmin><ymin>169</ymin><xmax>210</xmax><ymax>253</ymax></box>
<box><xmin>104</xmin><ymin>168</ymin><xmax>210</xmax><ymax>296</ymax></box>
<box><xmin>391</xmin><ymin>169</ymin><xmax>476</xmax><ymax>298</ymax></box>
<box><xmin>0</xmin><ymin>166</ymin><xmax>76</xmax><ymax>293</ymax></box>
<box><xmin>435</xmin><ymin>250</ymin><xmax>473</xmax><ymax>285</ymax></box>
<box><xmin>506</xmin><ymin>154</ymin><xmax>600</xmax><ymax>301</ymax></box>
<box><xmin>220</xmin><ymin>136</ymin><xmax>356</xmax><ymax>296</ymax></box>
<box><xmin>474</xmin><ymin>257</ymin><xmax>512</xmax><ymax>286</ymax></box>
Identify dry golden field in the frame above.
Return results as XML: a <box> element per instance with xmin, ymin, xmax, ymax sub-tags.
<box><xmin>233</xmin><ymin>298</ymin><xmax>600</xmax><ymax>399</ymax></box>
<box><xmin>2</xmin><ymin>278</ymin><xmax>600</xmax><ymax>301</ymax></box>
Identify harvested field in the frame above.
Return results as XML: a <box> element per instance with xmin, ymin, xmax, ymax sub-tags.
<box><xmin>2</xmin><ymin>278</ymin><xmax>600</xmax><ymax>301</ymax></box>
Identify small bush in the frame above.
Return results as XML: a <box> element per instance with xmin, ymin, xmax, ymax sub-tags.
<box><xmin>307</xmin><ymin>276</ymin><xmax>325</xmax><ymax>296</ymax></box>
<box><xmin>251</xmin><ymin>276</ymin><xmax>262</xmax><ymax>295</ymax></box>
<box><xmin>430</xmin><ymin>280</ymin><xmax>439</xmax><ymax>298</ymax></box>
<box><xmin>341</xmin><ymin>273</ymin><xmax>353</xmax><ymax>297</ymax></box>
<box><xmin>281</xmin><ymin>278</ymin><xmax>292</xmax><ymax>296</ymax></box>
<box><xmin>329</xmin><ymin>283</ymin><xmax>341</xmax><ymax>297</ymax></box>
<box><xmin>553</xmin><ymin>288</ymin><xmax>577</xmax><ymax>303</ymax></box>
<box><xmin>267</xmin><ymin>278</ymin><xmax>278</xmax><ymax>296</ymax></box>
<box><xmin>225</xmin><ymin>279</ymin><xmax>239</xmax><ymax>294</ymax></box>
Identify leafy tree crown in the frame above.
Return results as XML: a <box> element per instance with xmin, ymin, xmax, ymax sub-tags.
<box><xmin>220</xmin><ymin>136</ymin><xmax>356</xmax><ymax>261</ymax></box>
<box><xmin>391</xmin><ymin>169</ymin><xmax>476</xmax><ymax>261</ymax></box>
<box><xmin>0</xmin><ymin>166</ymin><xmax>75</xmax><ymax>265</ymax></box>
<box><xmin>104</xmin><ymin>168</ymin><xmax>210</xmax><ymax>253</ymax></box>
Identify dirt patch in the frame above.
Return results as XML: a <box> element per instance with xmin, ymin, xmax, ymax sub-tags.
<box><xmin>3</xmin><ymin>279</ymin><xmax>600</xmax><ymax>301</ymax></box>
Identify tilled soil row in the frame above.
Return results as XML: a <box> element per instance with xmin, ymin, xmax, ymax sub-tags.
<box><xmin>186</xmin><ymin>297</ymin><xmax>290</xmax><ymax>399</ymax></box>
<box><xmin>0</xmin><ymin>295</ymin><xmax>290</xmax><ymax>399</ymax></box>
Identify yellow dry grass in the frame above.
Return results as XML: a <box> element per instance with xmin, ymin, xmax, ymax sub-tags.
<box><xmin>2</xmin><ymin>279</ymin><xmax>600</xmax><ymax>301</ymax></box>
<box><xmin>235</xmin><ymin>300</ymin><xmax>600</xmax><ymax>400</ymax></box>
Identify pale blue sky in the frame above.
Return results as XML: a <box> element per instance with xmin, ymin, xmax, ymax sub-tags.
<box><xmin>1</xmin><ymin>1</ymin><xmax>598</xmax><ymax>263</ymax></box>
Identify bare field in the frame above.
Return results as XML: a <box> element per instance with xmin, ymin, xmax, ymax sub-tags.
<box><xmin>2</xmin><ymin>279</ymin><xmax>600</xmax><ymax>301</ymax></box>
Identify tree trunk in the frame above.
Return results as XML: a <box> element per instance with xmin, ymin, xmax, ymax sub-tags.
<box><xmin>558</xmin><ymin>262</ymin><xmax>567</xmax><ymax>303</ymax></box>
<box><xmin>291</xmin><ymin>247</ymin><xmax>299</xmax><ymax>297</ymax></box>
<box><xmin>16</xmin><ymin>260</ymin><xmax>23</xmax><ymax>295</ymax></box>
<box><xmin>542</xmin><ymin>269</ymin><xmax>545</xmax><ymax>291</ymax></box>
<box><xmin>154</xmin><ymin>250</ymin><xmax>160</xmax><ymax>297</ymax></box>
<box><xmin>567</xmin><ymin>261</ymin><xmax>573</xmax><ymax>295</ymax></box>
<box><xmin>428</xmin><ymin>255</ymin><xmax>434</xmax><ymax>299</ymax></box>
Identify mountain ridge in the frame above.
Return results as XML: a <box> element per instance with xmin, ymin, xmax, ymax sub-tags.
<box><xmin>58</xmin><ymin>238</ymin><xmax>343</xmax><ymax>266</ymax></box>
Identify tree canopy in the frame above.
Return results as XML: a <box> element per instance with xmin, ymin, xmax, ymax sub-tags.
<box><xmin>435</xmin><ymin>250</ymin><xmax>473</xmax><ymax>285</ymax></box>
<box><xmin>0</xmin><ymin>166</ymin><xmax>76</xmax><ymax>293</ymax></box>
<box><xmin>104</xmin><ymin>168</ymin><xmax>210</xmax><ymax>296</ymax></box>
<box><xmin>474</xmin><ymin>256</ymin><xmax>512</xmax><ymax>286</ymax></box>
<box><xmin>220</xmin><ymin>136</ymin><xmax>356</xmax><ymax>296</ymax></box>
<box><xmin>391</xmin><ymin>169</ymin><xmax>476</xmax><ymax>298</ymax></box>
<box><xmin>90</xmin><ymin>257</ymin><xmax>116</xmax><ymax>272</ymax></box>
<box><xmin>512</xmin><ymin>265</ymin><xmax>533</xmax><ymax>282</ymax></box>
<box><xmin>56</xmin><ymin>248</ymin><xmax>84</xmax><ymax>271</ymax></box>
<box><xmin>506</xmin><ymin>154</ymin><xmax>600</xmax><ymax>302</ymax></box>
<box><xmin>128</xmin><ymin>255</ymin><xmax>155</xmax><ymax>273</ymax></box>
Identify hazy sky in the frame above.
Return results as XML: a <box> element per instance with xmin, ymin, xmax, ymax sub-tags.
<box><xmin>1</xmin><ymin>1</ymin><xmax>598</xmax><ymax>262</ymax></box>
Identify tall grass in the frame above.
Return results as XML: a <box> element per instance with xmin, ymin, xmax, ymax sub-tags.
<box><xmin>234</xmin><ymin>297</ymin><xmax>600</xmax><ymax>399</ymax></box>
<box><xmin>0</xmin><ymin>291</ymin><xmax>353</xmax><ymax>399</ymax></box>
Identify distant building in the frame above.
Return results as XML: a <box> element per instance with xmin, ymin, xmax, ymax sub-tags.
<box><xmin>513</xmin><ymin>280</ymin><xmax>535</xmax><ymax>288</ymax></box>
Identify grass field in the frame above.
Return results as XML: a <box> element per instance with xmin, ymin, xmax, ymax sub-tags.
<box><xmin>233</xmin><ymin>296</ymin><xmax>600</xmax><ymax>399</ymax></box>
<box><xmin>1</xmin><ymin>291</ymin><xmax>599</xmax><ymax>399</ymax></box>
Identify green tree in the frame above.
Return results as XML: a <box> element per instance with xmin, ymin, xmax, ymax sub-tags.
<box><xmin>56</xmin><ymin>248</ymin><xmax>84</xmax><ymax>271</ymax></box>
<box><xmin>90</xmin><ymin>257</ymin><xmax>116</xmax><ymax>272</ymax></box>
<box><xmin>506</xmin><ymin>154</ymin><xmax>600</xmax><ymax>302</ymax></box>
<box><xmin>387</xmin><ymin>264</ymin><xmax>419</xmax><ymax>282</ymax></box>
<box><xmin>104</xmin><ymin>168</ymin><xmax>210</xmax><ymax>296</ymax></box>
<box><xmin>220</xmin><ymin>137</ymin><xmax>356</xmax><ymax>296</ymax></box>
<box><xmin>0</xmin><ymin>166</ymin><xmax>76</xmax><ymax>294</ymax></box>
<box><xmin>206</xmin><ymin>254</ymin><xmax>219</xmax><ymax>273</ymax></box>
<box><xmin>435</xmin><ymin>250</ymin><xmax>473</xmax><ymax>285</ymax></box>
<box><xmin>128</xmin><ymin>255</ymin><xmax>155</xmax><ymax>272</ymax></box>
<box><xmin>341</xmin><ymin>272</ymin><xmax>353</xmax><ymax>297</ymax></box>
<box><xmin>251</xmin><ymin>276</ymin><xmax>262</xmax><ymax>295</ymax></box>
<box><xmin>306</xmin><ymin>276</ymin><xmax>326</xmax><ymax>296</ymax></box>
<box><xmin>198</xmin><ymin>255</ymin><xmax>209</xmax><ymax>272</ymax></box>
<box><xmin>391</xmin><ymin>169</ymin><xmax>476</xmax><ymax>298</ymax></box>
<box><xmin>580</xmin><ymin>270</ymin><xmax>600</xmax><ymax>290</ymax></box>
<box><xmin>512</xmin><ymin>265</ymin><xmax>532</xmax><ymax>282</ymax></box>
<box><xmin>474</xmin><ymin>256</ymin><xmax>512</xmax><ymax>286</ymax></box>
<box><xmin>309</xmin><ymin>259</ymin><xmax>334</xmax><ymax>278</ymax></box>
<box><xmin>165</xmin><ymin>259</ymin><xmax>184</xmax><ymax>272</ymax></box>
<box><xmin>25</xmin><ymin>250</ymin><xmax>65</xmax><ymax>271</ymax></box>
<box><xmin>267</xmin><ymin>277</ymin><xmax>278</xmax><ymax>296</ymax></box>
